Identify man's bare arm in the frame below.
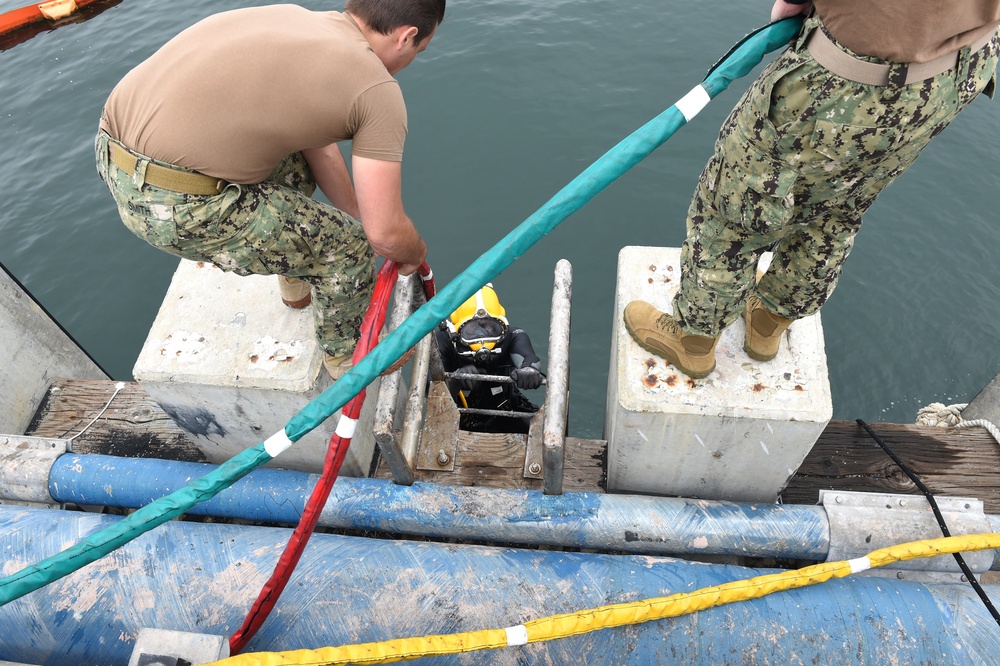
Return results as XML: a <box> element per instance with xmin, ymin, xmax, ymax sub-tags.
<box><xmin>352</xmin><ymin>155</ymin><xmax>427</xmax><ymax>275</ymax></box>
<box><xmin>771</xmin><ymin>0</ymin><xmax>812</xmax><ymax>22</ymax></box>
<box><xmin>302</xmin><ymin>144</ymin><xmax>361</xmax><ymax>219</ymax></box>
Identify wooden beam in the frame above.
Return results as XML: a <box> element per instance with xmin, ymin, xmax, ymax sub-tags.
<box><xmin>782</xmin><ymin>420</ymin><xmax>1000</xmax><ymax>513</ymax></box>
<box><xmin>379</xmin><ymin>433</ymin><xmax>606</xmax><ymax>493</ymax></box>
<box><xmin>24</xmin><ymin>378</ymin><xmax>206</xmax><ymax>462</ymax></box>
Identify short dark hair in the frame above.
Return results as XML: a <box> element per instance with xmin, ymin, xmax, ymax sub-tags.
<box><xmin>345</xmin><ymin>0</ymin><xmax>445</xmax><ymax>43</ymax></box>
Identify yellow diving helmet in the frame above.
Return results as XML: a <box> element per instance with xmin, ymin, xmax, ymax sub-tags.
<box><xmin>448</xmin><ymin>284</ymin><xmax>509</xmax><ymax>357</ymax></box>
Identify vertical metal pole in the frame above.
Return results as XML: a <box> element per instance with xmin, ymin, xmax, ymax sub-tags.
<box><xmin>399</xmin><ymin>332</ymin><xmax>433</xmax><ymax>476</ymax></box>
<box><xmin>543</xmin><ymin>260</ymin><xmax>572</xmax><ymax>495</ymax></box>
<box><xmin>373</xmin><ymin>274</ymin><xmax>417</xmax><ymax>485</ymax></box>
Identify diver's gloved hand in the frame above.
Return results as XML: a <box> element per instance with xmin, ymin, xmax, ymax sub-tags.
<box><xmin>455</xmin><ymin>364</ymin><xmax>481</xmax><ymax>391</ymax></box>
<box><xmin>511</xmin><ymin>366</ymin><xmax>543</xmax><ymax>390</ymax></box>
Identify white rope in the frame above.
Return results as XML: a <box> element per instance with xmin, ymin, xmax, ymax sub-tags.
<box><xmin>66</xmin><ymin>382</ymin><xmax>127</xmax><ymax>444</ymax></box>
<box><xmin>914</xmin><ymin>402</ymin><xmax>966</xmax><ymax>427</ymax></box>
<box><xmin>955</xmin><ymin>418</ymin><xmax>1000</xmax><ymax>444</ymax></box>
<box><xmin>915</xmin><ymin>401</ymin><xmax>1000</xmax><ymax>445</ymax></box>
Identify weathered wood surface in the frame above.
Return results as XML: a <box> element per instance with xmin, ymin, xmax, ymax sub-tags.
<box><xmin>26</xmin><ymin>379</ymin><xmax>607</xmax><ymax>492</ymax></box>
<box><xmin>781</xmin><ymin>420</ymin><xmax>1000</xmax><ymax>513</ymax></box>
<box><xmin>24</xmin><ymin>378</ymin><xmax>206</xmax><ymax>461</ymax></box>
<box><xmin>22</xmin><ymin>380</ymin><xmax>1000</xmax><ymax>512</ymax></box>
<box><xmin>377</xmin><ymin>432</ymin><xmax>607</xmax><ymax>493</ymax></box>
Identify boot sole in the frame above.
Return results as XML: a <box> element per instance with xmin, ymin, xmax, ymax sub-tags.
<box><xmin>282</xmin><ymin>294</ymin><xmax>312</xmax><ymax>309</ymax></box>
<box><xmin>743</xmin><ymin>342</ymin><xmax>778</xmax><ymax>363</ymax></box>
<box><xmin>623</xmin><ymin>321</ymin><xmax>715</xmax><ymax>379</ymax></box>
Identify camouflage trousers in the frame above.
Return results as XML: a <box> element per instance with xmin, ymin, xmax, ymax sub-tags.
<box><xmin>95</xmin><ymin>131</ymin><xmax>374</xmax><ymax>356</ymax></box>
<box><xmin>673</xmin><ymin>17</ymin><xmax>1000</xmax><ymax>336</ymax></box>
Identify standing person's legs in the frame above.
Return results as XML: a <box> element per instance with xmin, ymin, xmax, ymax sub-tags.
<box><xmin>756</xmin><ymin>21</ymin><xmax>1000</xmax><ymax>325</ymax></box>
<box><xmin>659</xmin><ymin>19</ymin><xmax>1000</xmax><ymax>370</ymax></box>
<box><xmin>622</xmin><ymin>49</ymin><xmax>807</xmax><ymax>378</ymax></box>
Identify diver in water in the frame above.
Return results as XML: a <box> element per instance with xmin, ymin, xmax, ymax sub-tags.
<box><xmin>434</xmin><ymin>284</ymin><xmax>543</xmax><ymax>434</ymax></box>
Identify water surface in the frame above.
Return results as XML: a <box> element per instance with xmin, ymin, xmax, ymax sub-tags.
<box><xmin>2</xmin><ymin>0</ymin><xmax>998</xmax><ymax>438</ymax></box>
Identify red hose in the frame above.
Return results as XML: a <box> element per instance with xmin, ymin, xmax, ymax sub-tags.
<box><xmin>417</xmin><ymin>261</ymin><xmax>435</xmax><ymax>302</ymax></box>
<box><xmin>229</xmin><ymin>260</ymin><xmax>407</xmax><ymax>654</ymax></box>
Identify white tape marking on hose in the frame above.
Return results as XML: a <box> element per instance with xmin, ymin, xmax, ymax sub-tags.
<box><xmin>264</xmin><ymin>430</ymin><xmax>294</xmax><ymax>457</ymax></box>
<box><xmin>848</xmin><ymin>556</ymin><xmax>871</xmax><ymax>574</ymax></box>
<box><xmin>336</xmin><ymin>416</ymin><xmax>358</xmax><ymax>439</ymax></box>
<box><xmin>421</xmin><ymin>268</ymin><xmax>434</xmax><ymax>282</ymax></box>
<box><xmin>505</xmin><ymin>625</ymin><xmax>528</xmax><ymax>647</ymax></box>
<box><xmin>675</xmin><ymin>85</ymin><xmax>711</xmax><ymax>122</ymax></box>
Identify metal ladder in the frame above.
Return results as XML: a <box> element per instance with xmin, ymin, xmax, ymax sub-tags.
<box><xmin>372</xmin><ymin>260</ymin><xmax>573</xmax><ymax>495</ymax></box>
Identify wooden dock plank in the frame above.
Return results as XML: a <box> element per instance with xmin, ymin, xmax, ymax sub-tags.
<box><xmin>376</xmin><ymin>432</ymin><xmax>607</xmax><ymax>493</ymax></box>
<box><xmin>782</xmin><ymin>420</ymin><xmax>1000</xmax><ymax>513</ymax></box>
<box><xmin>24</xmin><ymin>378</ymin><xmax>206</xmax><ymax>461</ymax></box>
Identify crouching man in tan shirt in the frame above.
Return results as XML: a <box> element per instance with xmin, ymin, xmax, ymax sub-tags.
<box><xmin>96</xmin><ymin>0</ymin><xmax>444</xmax><ymax>379</ymax></box>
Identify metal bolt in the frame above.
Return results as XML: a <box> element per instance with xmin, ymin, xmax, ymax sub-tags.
<box><xmin>437</xmin><ymin>450</ymin><xmax>450</xmax><ymax>466</ymax></box>
<box><xmin>961</xmin><ymin>575</ymin><xmax>969</xmax><ymax>582</ymax></box>
<box><xmin>528</xmin><ymin>462</ymin><xmax>541</xmax><ymax>475</ymax></box>
<box><xmin>835</xmin><ymin>496</ymin><xmax>843</xmax><ymax>504</ymax></box>
<box><xmin>899</xmin><ymin>499</ymin><xmax>907</xmax><ymax>507</ymax></box>
<box><xmin>896</xmin><ymin>572</ymin><xmax>905</xmax><ymax>580</ymax></box>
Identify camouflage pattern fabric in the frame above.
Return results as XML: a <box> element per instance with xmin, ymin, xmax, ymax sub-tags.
<box><xmin>673</xmin><ymin>16</ymin><xmax>1000</xmax><ymax>336</ymax></box>
<box><xmin>96</xmin><ymin>131</ymin><xmax>374</xmax><ymax>356</ymax></box>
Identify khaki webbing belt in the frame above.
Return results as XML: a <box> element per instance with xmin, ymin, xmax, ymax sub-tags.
<box><xmin>806</xmin><ymin>27</ymin><xmax>995</xmax><ymax>86</ymax></box>
<box><xmin>108</xmin><ymin>140</ymin><xmax>227</xmax><ymax>196</ymax></box>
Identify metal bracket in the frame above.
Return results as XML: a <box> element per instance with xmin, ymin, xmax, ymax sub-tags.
<box><xmin>128</xmin><ymin>628</ymin><xmax>228</xmax><ymax>666</ymax></box>
<box><xmin>523</xmin><ymin>406</ymin><xmax>545</xmax><ymax>479</ymax></box>
<box><xmin>821</xmin><ymin>490</ymin><xmax>994</xmax><ymax>582</ymax></box>
<box><xmin>0</xmin><ymin>434</ymin><xmax>70</xmax><ymax>505</ymax></box>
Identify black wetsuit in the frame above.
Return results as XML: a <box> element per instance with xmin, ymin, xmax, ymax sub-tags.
<box><xmin>434</xmin><ymin>325</ymin><xmax>541</xmax><ymax>434</ymax></box>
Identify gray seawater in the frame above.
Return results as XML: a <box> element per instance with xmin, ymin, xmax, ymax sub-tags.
<box><xmin>2</xmin><ymin>0</ymin><xmax>998</xmax><ymax>439</ymax></box>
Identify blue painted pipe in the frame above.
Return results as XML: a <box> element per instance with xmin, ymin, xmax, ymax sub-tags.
<box><xmin>0</xmin><ymin>504</ymin><xmax>998</xmax><ymax>665</ymax></box>
<box><xmin>49</xmin><ymin>453</ymin><xmax>831</xmax><ymax>559</ymax></box>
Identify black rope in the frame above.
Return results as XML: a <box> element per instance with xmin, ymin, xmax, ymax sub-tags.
<box><xmin>856</xmin><ymin>419</ymin><xmax>1000</xmax><ymax>626</ymax></box>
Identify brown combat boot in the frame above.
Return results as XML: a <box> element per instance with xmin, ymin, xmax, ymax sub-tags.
<box><xmin>323</xmin><ymin>353</ymin><xmax>353</xmax><ymax>381</ymax></box>
<box><xmin>279</xmin><ymin>276</ymin><xmax>311</xmax><ymax>309</ymax></box>
<box><xmin>623</xmin><ymin>301</ymin><xmax>718</xmax><ymax>379</ymax></box>
<box><xmin>743</xmin><ymin>293</ymin><xmax>794</xmax><ymax>362</ymax></box>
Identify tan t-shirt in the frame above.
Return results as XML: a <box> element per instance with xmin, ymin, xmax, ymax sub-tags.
<box><xmin>100</xmin><ymin>6</ymin><xmax>407</xmax><ymax>184</ymax></box>
<box><xmin>815</xmin><ymin>0</ymin><xmax>1000</xmax><ymax>63</ymax></box>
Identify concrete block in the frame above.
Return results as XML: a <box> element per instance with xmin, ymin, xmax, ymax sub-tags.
<box><xmin>128</xmin><ymin>628</ymin><xmax>227</xmax><ymax>665</ymax></box>
<box><xmin>0</xmin><ymin>266</ymin><xmax>108</xmax><ymax>435</ymax></box>
<box><xmin>961</xmin><ymin>371</ymin><xmax>1000</xmax><ymax>426</ymax></box>
<box><xmin>134</xmin><ymin>260</ymin><xmax>399</xmax><ymax>475</ymax></box>
<box><xmin>604</xmin><ymin>246</ymin><xmax>832</xmax><ymax>503</ymax></box>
